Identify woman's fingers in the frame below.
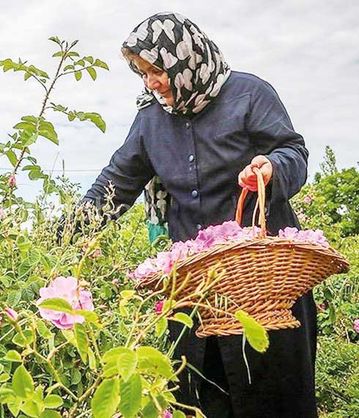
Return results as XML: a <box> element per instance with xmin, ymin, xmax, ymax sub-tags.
<box><xmin>238</xmin><ymin>155</ymin><xmax>273</xmax><ymax>190</ymax></box>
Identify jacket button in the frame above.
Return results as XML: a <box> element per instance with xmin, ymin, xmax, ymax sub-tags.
<box><xmin>185</xmin><ymin>121</ymin><xmax>191</xmax><ymax>129</ymax></box>
<box><xmin>191</xmin><ymin>190</ymin><xmax>198</xmax><ymax>198</ymax></box>
<box><xmin>196</xmin><ymin>224</ymin><xmax>202</xmax><ymax>230</ymax></box>
<box><xmin>188</xmin><ymin>154</ymin><xmax>194</xmax><ymax>162</ymax></box>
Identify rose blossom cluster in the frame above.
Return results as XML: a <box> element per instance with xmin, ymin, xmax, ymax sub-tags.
<box><xmin>131</xmin><ymin>221</ymin><xmax>330</xmax><ymax>281</ymax></box>
<box><xmin>37</xmin><ymin>276</ymin><xmax>94</xmax><ymax>329</ymax></box>
<box><xmin>278</xmin><ymin>227</ymin><xmax>329</xmax><ymax>248</ymax></box>
<box><xmin>132</xmin><ymin>222</ymin><xmax>261</xmax><ymax>280</ymax></box>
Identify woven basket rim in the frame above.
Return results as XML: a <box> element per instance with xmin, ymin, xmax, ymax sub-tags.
<box><xmin>138</xmin><ymin>236</ymin><xmax>350</xmax><ymax>288</ymax></box>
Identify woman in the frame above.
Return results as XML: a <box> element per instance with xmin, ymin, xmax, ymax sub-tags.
<box><xmin>84</xmin><ymin>12</ymin><xmax>317</xmax><ymax>418</ymax></box>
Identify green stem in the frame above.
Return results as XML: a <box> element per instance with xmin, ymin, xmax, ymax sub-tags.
<box><xmin>68</xmin><ymin>376</ymin><xmax>101</xmax><ymax>418</ymax></box>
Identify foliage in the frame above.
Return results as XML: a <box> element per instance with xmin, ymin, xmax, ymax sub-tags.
<box><xmin>0</xmin><ymin>37</ymin><xmax>108</xmax><ymax>212</ymax></box>
<box><xmin>291</xmin><ymin>148</ymin><xmax>359</xmax><ymax>416</ymax></box>
<box><xmin>292</xmin><ymin>146</ymin><xmax>359</xmax><ymax>240</ymax></box>
<box><xmin>316</xmin><ymin>337</ymin><xmax>359</xmax><ymax>418</ymax></box>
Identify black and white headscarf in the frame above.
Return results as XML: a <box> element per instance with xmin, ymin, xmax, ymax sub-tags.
<box><xmin>123</xmin><ymin>11</ymin><xmax>231</xmax><ymax>117</ymax></box>
<box><xmin>122</xmin><ymin>12</ymin><xmax>231</xmax><ymax>240</ymax></box>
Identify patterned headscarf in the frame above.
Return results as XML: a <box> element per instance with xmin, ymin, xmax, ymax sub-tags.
<box><xmin>122</xmin><ymin>12</ymin><xmax>231</xmax><ymax>240</ymax></box>
<box><xmin>123</xmin><ymin>11</ymin><xmax>231</xmax><ymax>117</ymax></box>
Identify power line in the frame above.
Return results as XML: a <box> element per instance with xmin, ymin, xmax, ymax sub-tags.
<box><xmin>0</xmin><ymin>168</ymin><xmax>101</xmax><ymax>172</ymax></box>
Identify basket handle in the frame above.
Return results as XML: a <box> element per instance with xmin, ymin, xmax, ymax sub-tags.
<box><xmin>235</xmin><ymin>167</ymin><xmax>267</xmax><ymax>237</ymax></box>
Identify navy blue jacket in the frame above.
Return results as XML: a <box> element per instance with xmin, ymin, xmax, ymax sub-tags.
<box><xmin>85</xmin><ymin>71</ymin><xmax>317</xmax><ymax>418</ymax></box>
<box><xmin>84</xmin><ymin>71</ymin><xmax>308</xmax><ymax>241</ymax></box>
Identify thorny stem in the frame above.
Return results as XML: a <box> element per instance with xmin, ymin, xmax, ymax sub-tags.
<box><xmin>11</xmin><ymin>41</ymin><xmax>76</xmax><ymax>177</ymax></box>
<box><xmin>74</xmin><ymin>229</ymin><xmax>106</xmax><ymax>278</ymax></box>
<box><xmin>68</xmin><ymin>376</ymin><xmax>102</xmax><ymax>418</ymax></box>
<box><xmin>169</xmin><ymin>400</ymin><xmax>205</xmax><ymax>417</ymax></box>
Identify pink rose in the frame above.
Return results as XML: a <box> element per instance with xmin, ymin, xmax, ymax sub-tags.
<box><xmin>303</xmin><ymin>195</ymin><xmax>313</xmax><ymax>205</ymax></box>
<box><xmin>155</xmin><ymin>300</ymin><xmax>165</xmax><ymax>315</ymax></box>
<box><xmin>90</xmin><ymin>248</ymin><xmax>102</xmax><ymax>259</ymax></box>
<box><xmin>131</xmin><ymin>259</ymin><xmax>158</xmax><ymax>280</ymax></box>
<box><xmin>8</xmin><ymin>175</ymin><xmax>16</xmax><ymax>188</ymax></box>
<box><xmin>354</xmin><ymin>319</ymin><xmax>359</xmax><ymax>333</ymax></box>
<box><xmin>37</xmin><ymin>276</ymin><xmax>94</xmax><ymax>329</ymax></box>
<box><xmin>163</xmin><ymin>410</ymin><xmax>172</xmax><ymax>418</ymax></box>
<box><xmin>4</xmin><ymin>308</ymin><xmax>18</xmax><ymax>321</ymax></box>
<box><xmin>279</xmin><ymin>227</ymin><xmax>299</xmax><ymax>239</ymax></box>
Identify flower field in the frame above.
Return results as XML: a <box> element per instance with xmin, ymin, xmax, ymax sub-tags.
<box><xmin>0</xmin><ymin>40</ymin><xmax>358</xmax><ymax>417</ymax></box>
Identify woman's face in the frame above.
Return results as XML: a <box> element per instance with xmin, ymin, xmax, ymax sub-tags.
<box><xmin>131</xmin><ymin>55</ymin><xmax>174</xmax><ymax>107</ymax></box>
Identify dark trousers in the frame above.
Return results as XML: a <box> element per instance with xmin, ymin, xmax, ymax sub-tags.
<box><xmin>171</xmin><ymin>293</ymin><xmax>318</xmax><ymax>418</ymax></box>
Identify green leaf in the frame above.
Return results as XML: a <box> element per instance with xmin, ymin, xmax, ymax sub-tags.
<box><xmin>74</xmin><ymin>70</ymin><xmax>82</xmax><ymax>81</ymax></box>
<box><xmin>74</xmin><ymin>323</ymin><xmax>89</xmax><ymax>363</ymax></box>
<box><xmin>39</xmin><ymin>120</ymin><xmax>58</xmax><ymax>145</ymax></box>
<box><xmin>94</xmin><ymin>59</ymin><xmax>109</xmax><ymax>70</ymax></box>
<box><xmin>88</xmin><ymin>348</ymin><xmax>97</xmax><ymax>370</ymax></box>
<box><xmin>36</xmin><ymin>319</ymin><xmax>53</xmax><ymax>339</ymax></box>
<box><xmin>0</xmin><ymin>373</ymin><xmax>10</xmax><ymax>382</ymax></box>
<box><xmin>92</xmin><ymin>377</ymin><xmax>120</xmax><ymax>418</ymax></box>
<box><xmin>67</xmin><ymin>51</ymin><xmax>80</xmax><ymax>57</ymax></box>
<box><xmin>62</xmin><ymin>329</ymin><xmax>76</xmax><ymax>345</ymax></box>
<box><xmin>173</xmin><ymin>411</ymin><xmax>186</xmax><ymax>418</ymax></box>
<box><xmin>16</xmin><ymin>234</ymin><xmax>31</xmax><ymax>254</ymax></box>
<box><xmin>13</xmin><ymin>121</ymin><xmax>36</xmax><ymax>132</ymax></box>
<box><xmin>8</xmin><ymin>399</ymin><xmax>21</xmax><ymax>416</ymax></box>
<box><xmin>23</xmin><ymin>133</ymin><xmax>39</xmax><ymax>147</ymax></box>
<box><xmin>234</xmin><ymin>310</ymin><xmax>269</xmax><ymax>353</ymax></box>
<box><xmin>52</xmin><ymin>51</ymin><xmax>63</xmax><ymax>58</ymax></box>
<box><xmin>119</xmin><ymin>373</ymin><xmax>142</xmax><ymax>418</ymax></box>
<box><xmin>7</xmin><ymin>289</ymin><xmax>22</xmax><ymax>307</ymax></box>
<box><xmin>48</xmin><ymin>36</ymin><xmax>62</xmax><ymax>45</ymax></box>
<box><xmin>103</xmin><ymin>347</ymin><xmax>137</xmax><ymax>381</ymax></box>
<box><xmin>156</xmin><ymin>317</ymin><xmax>168</xmax><ymax>338</ymax></box>
<box><xmin>63</xmin><ymin>64</ymin><xmax>74</xmax><ymax>71</ymax></box>
<box><xmin>6</xmin><ymin>150</ymin><xmax>18</xmax><ymax>167</ymax></box>
<box><xmin>44</xmin><ymin>394</ymin><xmax>63</xmax><ymax>409</ymax></box>
<box><xmin>40</xmin><ymin>411</ymin><xmax>62</xmax><ymax>418</ymax></box>
<box><xmin>12</xmin><ymin>364</ymin><xmax>34</xmax><ymax>398</ymax></box>
<box><xmin>84</xmin><ymin>112</ymin><xmax>106</xmax><ymax>133</ymax></box>
<box><xmin>142</xmin><ymin>400</ymin><xmax>158</xmax><ymax>418</ymax></box>
<box><xmin>21</xmin><ymin>115</ymin><xmax>37</xmax><ymax>123</ymax></box>
<box><xmin>137</xmin><ymin>346</ymin><xmax>174</xmax><ymax>379</ymax></box>
<box><xmin>21</xmin><ymin>398</ymin><xmax>44</xmax><ymax>417</ymax></box>
<box><xmin>86</xmin><ymin>67</ymin><xmax>97</xmax><ymax>80</ymax></box>
<box><xmin>173</xmin><ymin>312</ymin><xmax>193</xmax><ymax>329</ymax></box>
<box><xmin>74</xmin><ymin>309</ymin><xmax>99</xmax><ymax>324</ymax></box>
<box><xmin>120</xmin><ymin>290</ymin><xmax>136</xmax><ymax>299</ymax></box>
<box><xmin>3</xmin><ymin>350</ymin><xmax>22</xmax><ymax>362</ymax></box>
<box><xmin>38</xmin><ymin>297</ymin><xmax>74</xmax><ymax>314</ymax></box>
<box><xmin>0</xmin><ymin>387</ymin><xmax>16</xmax><ymax>403</ymax></box>
<box><xmin>13</xmin><ymin>330</ymin><xmax>34</xmax><ymax>347</ymax></box>
<box><xmin>84</xmin><ymin>56</ymin><xmax>94</xmax><ymax>64</ymax></box>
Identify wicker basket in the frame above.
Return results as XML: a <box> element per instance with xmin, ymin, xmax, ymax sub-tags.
<box><xmin>140</xmin><ymin>168</ymin><xmax>349</xmax><ymax>338</ymax></box>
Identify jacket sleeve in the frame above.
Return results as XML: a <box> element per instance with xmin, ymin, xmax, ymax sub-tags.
<box><xmin>246</xmin><ymin>79</ymin><xmax>308</xmax><ymax>204</ymax></box>
<box><xmin>83</xmin><ymin>112</ymin><xmax>155</xmax><ymax>218</ymax></box>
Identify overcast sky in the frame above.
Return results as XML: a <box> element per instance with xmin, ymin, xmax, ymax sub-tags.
<box><xmin>1</xmin><ymin>0</ymin><xmax>358</xmax><ymax>201</ymax></box>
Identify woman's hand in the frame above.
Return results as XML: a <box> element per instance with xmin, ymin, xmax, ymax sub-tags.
<box><xmin>238</xmin><ymin>155</ymin><xmax>273</xmax><ymax>191</ymax></box>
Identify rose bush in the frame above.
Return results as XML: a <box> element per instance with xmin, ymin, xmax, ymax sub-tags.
<box><xmin>291</xmin><ymin>148</ymin><xmax>359</xmax><ymax>417</ymax></box>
